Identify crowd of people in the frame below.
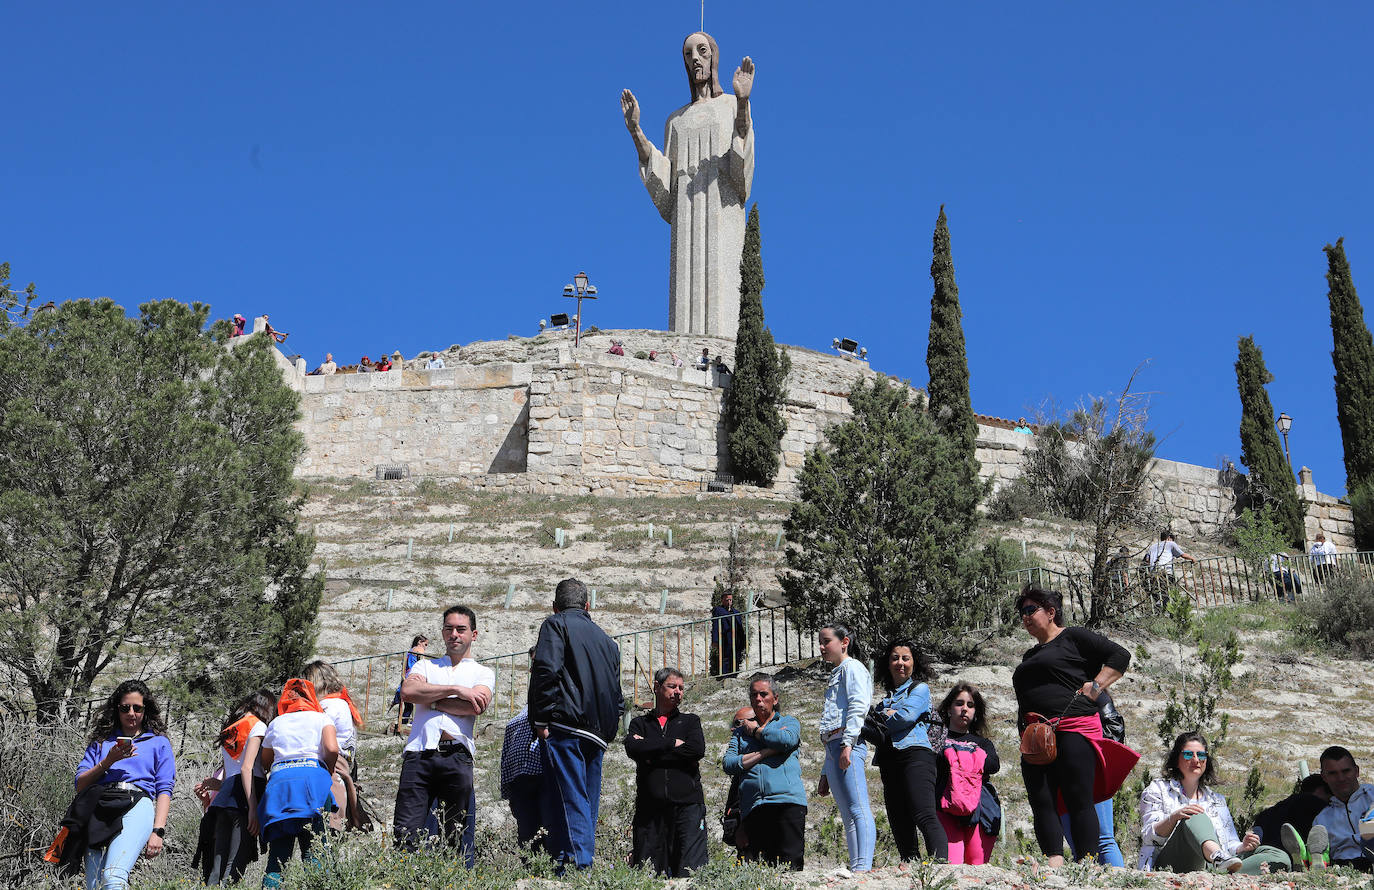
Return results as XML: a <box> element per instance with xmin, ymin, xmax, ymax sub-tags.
<box><xmin>50</xmin><ymin>581</ymin><xmax>1374</xmax><ymax>888</ymax></box>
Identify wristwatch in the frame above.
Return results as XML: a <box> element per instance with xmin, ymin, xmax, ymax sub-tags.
<box><xmin>152</xmin><ymin>827</ymin><xmax>166</xmax><ymax>838</ymax></box>
<box><xmin>1091</xmin><ymin>681</ymin><xmax>1102</xmax><ymax>694</ymax></box>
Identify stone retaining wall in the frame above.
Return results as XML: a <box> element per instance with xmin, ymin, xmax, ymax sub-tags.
<box><xmin>286</xmin><ymin>333</ymin><xmax>1354</xmax><ymax>547</ymax></box>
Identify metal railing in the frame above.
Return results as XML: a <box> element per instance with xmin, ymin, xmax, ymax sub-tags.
<box><xmin>330</xmin><ymin>603</ymin><xmax>820</xmax><ymax>731</ymax></box>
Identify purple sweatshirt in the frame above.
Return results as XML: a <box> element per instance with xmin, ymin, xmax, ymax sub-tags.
<box><xmin>75</xmin><ymin>732</ymin><xmax>177</xmax><ymax>798</ymax></box>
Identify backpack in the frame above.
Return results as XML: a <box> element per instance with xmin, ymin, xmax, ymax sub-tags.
<box><xmin>940</xmin><ymin>738</ymin><xmax>987</xmax><ymax>817</ymax></box>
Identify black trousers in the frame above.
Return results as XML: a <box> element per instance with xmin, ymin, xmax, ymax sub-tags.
<box><xmin>878</xmin><ymin>745</ymin><xmax>949</xmax><ymax>862</ymax></box>
<box><xmin>393</xmin><ymin>746</ymin><xmax>474</xmax><ymax>852</ymax></box>
<box><xmin>741</xmin><ymin>803</ymin><xmax>806</xmax><ymax>871</ymax></box>
<box><xmin>631</xmin><ymin>799</ymin><xmax>708</xmax><ymax>877</ymax></box>
<box><xmin>1021</xmin><ymin>730</ymin><xmax>1097</xmax><ymax>860</ymax></box>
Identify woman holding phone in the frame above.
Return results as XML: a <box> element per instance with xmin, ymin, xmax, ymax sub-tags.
<box><xmin>73</xmin><ymin>679</ymin><xmax>176</xmax><ymax>890</ymax></box>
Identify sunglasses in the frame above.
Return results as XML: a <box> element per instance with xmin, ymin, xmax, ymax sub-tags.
<box><xmin>1181</xmin><ymin>750</ymin><xmax>1209</xmax><ymax>761</ymax></box>
<box><xmin>118</xmin><ymin>703</ymin><xmax>145</xmax><ymax>714</ymax></box>
<box><xmin>1019</xmin><ymin>605</ymin><xmax>1041</xmax><ymax>617</ymax></box>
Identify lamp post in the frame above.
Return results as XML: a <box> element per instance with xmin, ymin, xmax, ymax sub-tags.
<box><xmin>563</xmin><ymin>271</ymin><xmax>598</xmax><ymax>349</ymax></box>
<box><xmin>1276</xmin><ymin>412</ymin><xmax>1293</xmax><ymax>472</ymax></box>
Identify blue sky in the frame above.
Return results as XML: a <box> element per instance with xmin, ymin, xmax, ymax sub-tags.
<box><xmin>7</xmin><ymin>2</ymin><xmax>1374</xmax><ymax>497</ymax></box>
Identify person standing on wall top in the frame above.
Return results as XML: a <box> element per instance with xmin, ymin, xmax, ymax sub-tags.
<box><xmin>624</xmin><ymin>667</ymin><xmax>708</xmax><ymax>876</ymax></box>
<box><xmin>393</xmin><ymin>605</ymin><xmax>494</xmax><ymax>855</ymax></box>
<box><xmin>529</xmin><ymin>577</ymin><xmax>625</xmax><ymax>870</ymax></box>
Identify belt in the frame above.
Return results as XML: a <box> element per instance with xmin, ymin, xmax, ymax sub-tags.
<box><xmin>271</xmin><ymin>757</ymin><xmax>323</xmax><ymax>772</ymax></box>
<box><xmin>422</xmin><ymin>739</ymin><xmax>472</xmax><ymax>760</ymax></box>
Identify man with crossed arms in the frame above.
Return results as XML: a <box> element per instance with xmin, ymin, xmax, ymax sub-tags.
<box><xmin>394</xmin><ymin>605</ymin><xmax>495</xmax><ymax>853</ymax></box>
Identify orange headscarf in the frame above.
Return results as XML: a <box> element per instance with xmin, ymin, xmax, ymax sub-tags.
<box><xmin>219</xmin><ymin>713</ymin><xmax>263</xmax><ymax>760</ymax></box>
<box><xmin>278</xmin><ymin>679</ymin><xmax>324</xmax><ymax>715</ymax></box>
<box><xmin>323</xmin><ymin>686</ymin><xmax>364</xmax><ymax>729</ymax></box>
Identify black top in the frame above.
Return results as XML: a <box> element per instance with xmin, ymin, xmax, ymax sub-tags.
<box><xmin>1252</xmin><ymin>792</ymin><xmax>1330</xmax><ymax>845</ymax></box>
<box><xmin>1012</xmin><ymin>626</ymin><xmax>1130</xmax><ymax>722</ymax></box>
<box><xmin>623</xmin><ymin>709</ymin><xmax>706</xmax><ymax>805</ymax></box>
<box><xmin>529</xmin><ymin>608</ymin><xmax>625</xmax><ymax>744</ymax></box>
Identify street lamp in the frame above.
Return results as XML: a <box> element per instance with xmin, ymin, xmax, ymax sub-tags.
<box><xmin>562</xmin><ymin>271</ymin><xmax>598</xmax><ymax>348</ymax></box>
<box><xmin>1276</xmin><ymin>412</ymin><xmax>1293</xmax><ymax>471</ymax></box>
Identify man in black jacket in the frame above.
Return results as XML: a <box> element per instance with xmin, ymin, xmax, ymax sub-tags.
<box><xmin>624</xmin><ymin>668</ymin><xmax>707</xmax><ymax>876</ymax></box>
<box><xmin>529</xmin><ymin>578</ymin><xmax>624</xmax><ymax>870</ymax></box>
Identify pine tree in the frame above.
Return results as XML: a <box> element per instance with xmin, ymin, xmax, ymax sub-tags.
<box><xmin>1235</xmin><ymin>335</ymin><xmax>1304</xmax><ymax>546</ymax></box>
<box><xmin>1324</xmin><ymin>238</ymin><xmax>1374</xmax><ymax>547</ymax></box>
<box><xmin>724</xmin><ymin>204</ymin><xmax>791</xmax><ymax>486</ymax></box>
<box><xmin>780</xmin><ymin>377</ymin><xmax>1002</xmax><ymax>652</ymax></box>
<box><xmin>926</xmin><ymin>205</ymin><xmax>979</xmax><ymax>466</ymax></box>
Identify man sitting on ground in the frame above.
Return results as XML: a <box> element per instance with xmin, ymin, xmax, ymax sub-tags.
<box><xmin>1314</xmin><ymin>746</ymin><xmax>1374</xmax><ymax>872</ymax></box>
<box><xmin>1252</xmin><ymin>774</ymin><xmax>1331</xmax><ymax>870</ymax></box>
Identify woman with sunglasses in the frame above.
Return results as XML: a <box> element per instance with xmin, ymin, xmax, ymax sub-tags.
<box><xmin>1139</xmin><ymin>731</ymin><xmax>1292</xmax><ymax>873</ymax></box>
<box><xmin>72</xmin><ymin>679</ymin><xmax>176</xmax><ymax>890</ymax></box>
<box><xmin>1012</xmin><ymin>585</ymin><xmax>1137</xmax><ymax>866</ymax></box>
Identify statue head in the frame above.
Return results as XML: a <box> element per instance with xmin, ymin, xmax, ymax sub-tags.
<box><xmin>682</xmin><ymin>32</ymin><xmax>723</xmax><ymax>102</ymax></box>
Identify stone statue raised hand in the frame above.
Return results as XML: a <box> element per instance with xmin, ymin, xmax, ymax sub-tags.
<box><xmin>620</xmin><ymin>33</ymin><xmax>756</xmax><ymax>337</ymax></box>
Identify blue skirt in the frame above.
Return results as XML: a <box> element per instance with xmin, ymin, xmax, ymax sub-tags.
<box><xmin>258</xmin><ymin>759</ymin><xmax>335</xmax><ymax>842</ymax></box>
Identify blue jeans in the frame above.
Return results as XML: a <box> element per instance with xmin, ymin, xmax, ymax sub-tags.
<box><xmin>85</xmin><ymin>795</ymin><xmax>154</xmax><ymax>890</ymax></box>
<box><xmin>823</xmin><ymin>738</ymin><xmax>875</xmax><ymax>871</ymax></box>
<box><xmin>1060</xmin><ymin>799</ymin><xmax>1125</xmax><ymax>867</ymax></box>
<box><xmin>541</xmin><ymin>731</ymin><xmax>605</xmax><ymax>870</ymax></box>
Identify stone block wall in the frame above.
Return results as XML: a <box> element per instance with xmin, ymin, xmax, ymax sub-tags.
<box><xmin>296</xmin><ymin>364</ymin><xmax>531</xmax><ymax>477</ymax></box>
<box><xmin>285</xmin><ymin>333</ymin><xmax>1354</xmax><ymax>548</ymax></box>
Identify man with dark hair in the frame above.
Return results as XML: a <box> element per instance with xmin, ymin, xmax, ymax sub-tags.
<box><xmin>530</xmin><ymin>578</ymin><xmax>624</xmax><ymax>870</ymax></box>
<box><xmin>723</xmin><ymin>673</ymin><xmax>807</xmax><ymax>869</ymax></box>
<box><xmin>1314</xmin><ymin>746</ymin><xmax>1374</xmax><ymax>871</ymax></box>
<box><xmin>393</xmin><ymin>605</ymin><xmax>494</xmax><ymax>853</ymax></box>
<box><xmin>624</xmin><ymin>667</ymin><xmax>707</xmax><ymax>876</ymax></box>
<box><xmin>709</xmin><ymin>591</ymin><xmax>747</xmax><ymax>678</ymax></box>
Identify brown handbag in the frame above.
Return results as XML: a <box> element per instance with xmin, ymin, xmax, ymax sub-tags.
<box><xmin>1019</xmin><ymin>713</ymin><xmax>1058</xmax><ymax>765</ymax></box>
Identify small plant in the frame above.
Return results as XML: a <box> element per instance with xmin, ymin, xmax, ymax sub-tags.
<box><xmin>1155</xmin><ymin>591</ymin><xmax>1240</xmax><ymax>751</ymax></box>
<box><xmin>1232</xmin><ymin>764</ymin><xmax>1266</xmax><ymax>835</ymax></box>
<box><xmin>1299</xmin><ymin>571</ymin><xmax>1374</xmax><ymax>657</ymax></box>
<box><xmin>908</xmin><ymin>857</ymin><xmax>957</xmax><ymax>890</ymax></box>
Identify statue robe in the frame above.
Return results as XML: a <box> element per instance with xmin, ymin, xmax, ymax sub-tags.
<box><xmin>639</xmin><ymin>93</ymin><xmax>754</xmax><ymax>337</ymax></box>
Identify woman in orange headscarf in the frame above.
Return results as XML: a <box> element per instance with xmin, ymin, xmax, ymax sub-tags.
<box><xmin>252</xmin><ymin>679</ymin><xmax>338</xmax><ymax>889</ymax></box>
<box><xmin>193</xmin><ymin>690</ymin><xmax>276</xmax><ymax>885</ymax></box>
<box><xmin>302</xmin><ymin>661</ymin><xmax>368</xmax><ymax>831</ymax></box>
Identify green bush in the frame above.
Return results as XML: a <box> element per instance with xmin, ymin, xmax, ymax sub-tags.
<box><xmin>985</xmin><ymin>476</ymin><xmax>1045</xmax><ymax>521</ymax></box>
<box><xmin>1300</xmin><ymin>570</ymin><xmax>1374</xmax><ymax>657</ymax></box>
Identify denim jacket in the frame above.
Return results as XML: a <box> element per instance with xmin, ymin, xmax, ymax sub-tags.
<box><xmin>819</xmin><ymin>657</ymin><xmax>872</xmax><ymax>748</ymax></box>
<box><xmin>879</xmin><ymin>680</ymin><xmax>932</xmax><ymax>750</ymax></box>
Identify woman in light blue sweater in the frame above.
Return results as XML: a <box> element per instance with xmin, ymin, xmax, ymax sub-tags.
<box><xmin>817</xmin><ymin>623</ymin><xmax>876</xmax><ymax>872</ymax></box>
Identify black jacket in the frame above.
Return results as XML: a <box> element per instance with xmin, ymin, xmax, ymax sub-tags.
<box><xmin>529</xmin><ymin>607</ymin><xmax>624</xmax><ymax>746</ymax></box>
<box><xmin>624</xmin><ymin>709</ymin><xmax>706</xmax><ymax>805</ymax></box>
<box><xmin>46</xmin><ymin>784</ymin><xmax>146</xmax><ymax>875</ymax></box>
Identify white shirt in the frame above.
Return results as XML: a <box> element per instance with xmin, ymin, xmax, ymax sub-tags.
<box><xmin>320</xmin><ymin>360</ymin><xmax>337</xmax><ymax>375</ymax></box>
<box><xmin>222</xmin><ymin>720</ymin><xmax>267</xmax><ymax>780</ymax></box>
<box><xmin>1315</xmin><ymin>783</ymin><xmax>1374</xmax><ymax>861</ymax></box>
<box><xmin>403</xmin><ymin>655</ymin><xmax>496</xmax><ymax>755</ymax></box>
<box><xmin>1148</xmin><ymin>540</ymin><xmax>1183</xmax><ymax>568</ymax></box>
<box><xmin>1310</xmin><ymin>540</ymin><xmax>1333</xmax><ymax>565</ymax></box>
<box><xmin>1269</xmin><ymin>552</ymin><xmax>1291</xmax><ymax>572</ymax></box>
<box><xmin>1139</xmin><ymin>777</ymin><xmax>1241</xmax><ymax>869</ymax></box>
<box><xmin>320</xmin><ymin>698</ymin><xmax>356</xmax><ymax>752</ymax></box>
<box><xmin>426</xmin><ymin>356</ymin><xmax>446</xmax><ymax>369</ymax></box>
<box><xmin>264</xmin><ymin>711</ymin><xmax>332</xmax><ymax>763</ymax></box>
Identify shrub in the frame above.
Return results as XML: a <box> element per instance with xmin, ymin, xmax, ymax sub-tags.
<box><xmin>985</xmin><ymin>476</ymin><xmax>1045</xmax><ymax>521</ymax></box>
<box><xmin>1300</xmin><ymin>570</ymin><xmax>1374</xmax><ymax>657</ymax></box>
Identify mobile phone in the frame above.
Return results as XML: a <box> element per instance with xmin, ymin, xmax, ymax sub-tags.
<box><xmin>116</xmin><ymin>736</ymin><xmax>135</xmax><ymax>744</ymax></box>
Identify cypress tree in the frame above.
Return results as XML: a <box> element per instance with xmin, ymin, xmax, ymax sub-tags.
<box><xmin>1324</xmin><ymin>239</ymin><xmax>1374</xmax><ymax>511</ymax></box>
<box><xmin>724</xmin><ymin>204</ymin><xmax>791</xmax><ymax>486</ymax></box>
<box><xmin>926</xmin><ymin>205</ymin><xmax>979</xmax><ymax>466</ymax></box>
<box><xmin>1235</xmin><ymin>335</ymin><xmax>1305</xmax><ymax>546</ymax></box>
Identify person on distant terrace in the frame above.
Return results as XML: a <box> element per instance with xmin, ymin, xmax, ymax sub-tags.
<box><xmin>313</xmin><ymin>353</ymin><xmax>337</xmax><ymax>376</ymax></box>
<box><xmin>624</xmin><ymin>667</ymin><xmax>707</xmax><ymax>876</ymax></box>
<box><xmin>374</xmin><ymin>354</ymin><xmax>393</xmax><ymax>372</ymax></box>
<box><xmin>1309</xmin><ymin>533</ymin><xmax>1335</xmax><ymax>584</ymax></box>
<box><xmin>231</xmin><ymin>313</ymin><xmax>247</xmax><ymax>337</ymax></box>
<box><xmin>425</xmin><ymin>353</ymin><xmax>446</xmax><ymax>370</ymax></box>
<box><xmin>356</xmin><ymin>356</ymin><xmax>373</xmax><ymax>373</ymax></box>
<box><xmin>709</xmin><ymin>590</ymin><xmax>747</xmax><ymax>678</ymax></box>
<box><xmin>261</xmin><ymin>315</ymin><xmax>288</xmax><ymax>344</ymax></box>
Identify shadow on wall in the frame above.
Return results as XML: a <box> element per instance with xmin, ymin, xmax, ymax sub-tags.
<box><xmin>489</xmin><ymin>401</ymin><xmax>530</xmax><ymax>474</ymax></box>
